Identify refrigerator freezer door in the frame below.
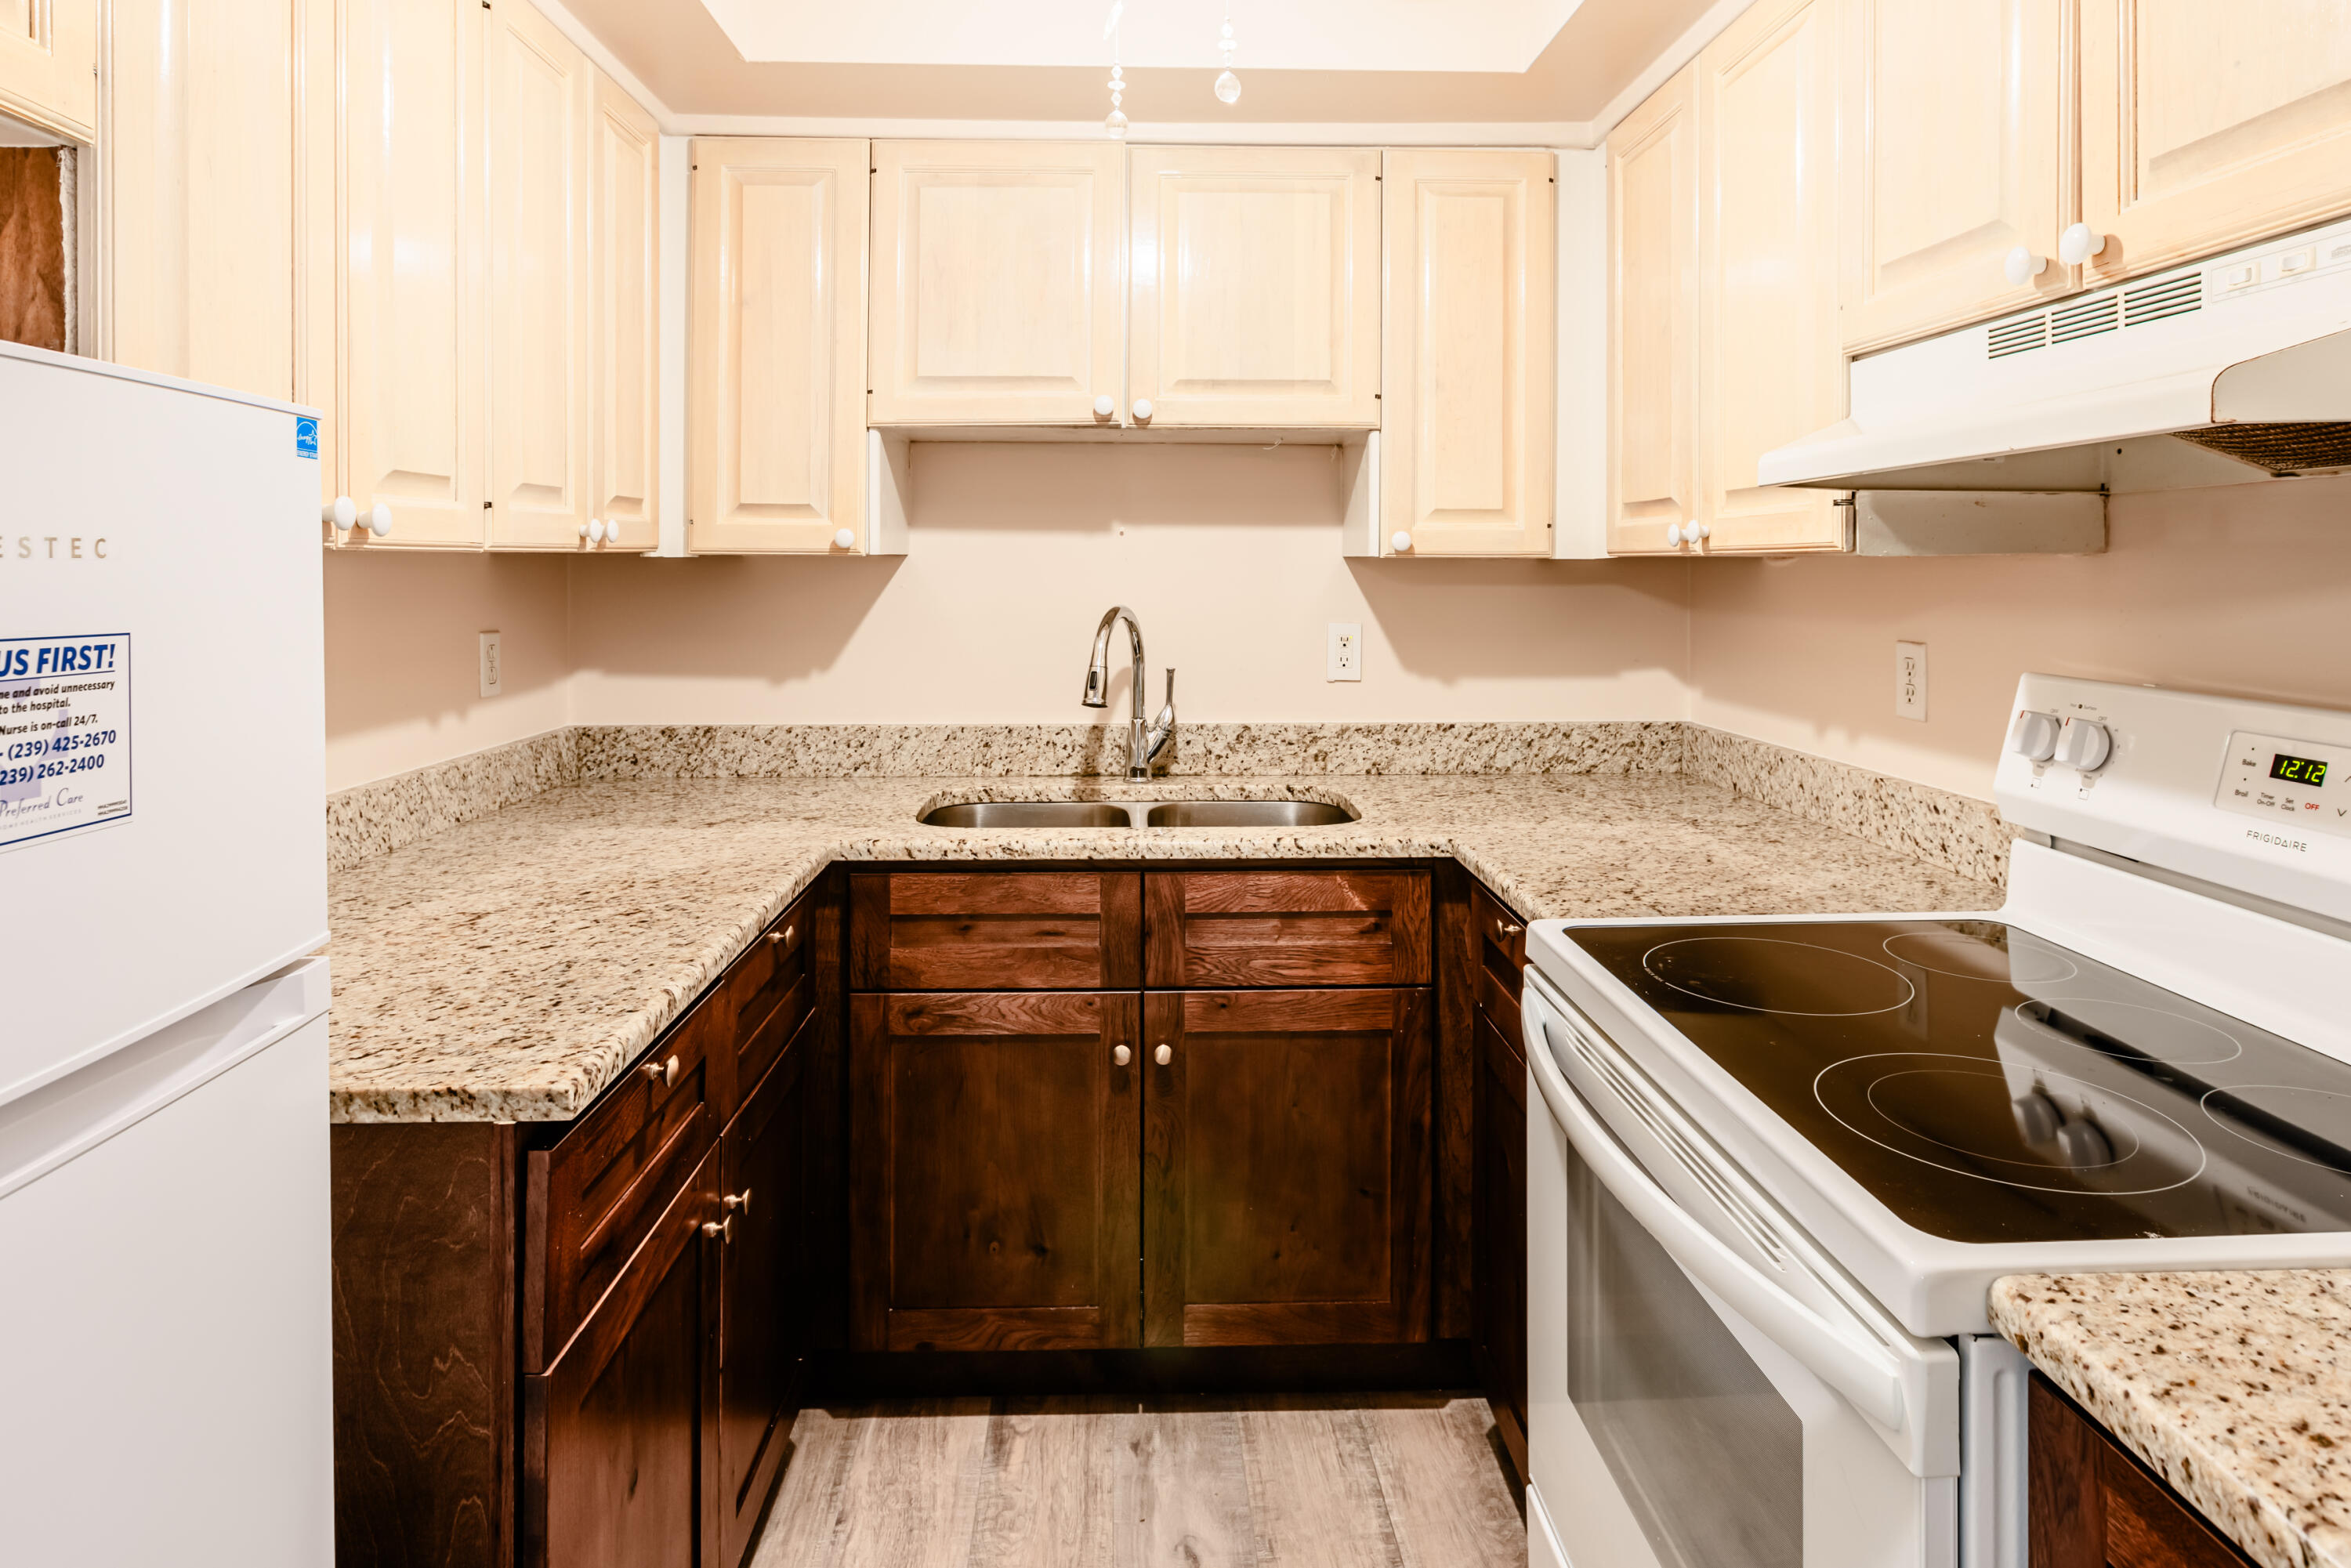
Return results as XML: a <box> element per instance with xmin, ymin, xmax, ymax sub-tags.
<box><xmin>0</xmin><ymin>346</ymin><xmax>326</xmax><ymax>1106</ymax></box>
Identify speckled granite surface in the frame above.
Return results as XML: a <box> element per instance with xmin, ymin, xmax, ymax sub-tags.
<box><xmin>326</xmin><ymin>728</ymin><xmax>578</xmax><ymax>872</ymax></box>
<box><xmin>328</xmin><ymin>770</ymin><xmax>2001</xmax><ymax>1124</ymax></box>
<box><xmin>1992</xmin><ymin>1272</ymin><xmax>2351</xmax><ymax>1568</ymax></box>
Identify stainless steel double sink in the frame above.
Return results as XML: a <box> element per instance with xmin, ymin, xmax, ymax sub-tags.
<box><xmin>919</xmin><ymin>798</ymin><xmax>1356</xmax><ymax>829</ymax></box>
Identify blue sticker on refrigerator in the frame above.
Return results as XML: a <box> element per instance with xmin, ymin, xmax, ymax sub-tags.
<box><xmin>0</xmin><ymin>633</ymin><xmax>132</xmax><ymax>852</ymax></box>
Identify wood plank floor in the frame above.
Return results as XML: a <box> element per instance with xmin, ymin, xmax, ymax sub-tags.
<box><xmin>751</xmin><ymin>1393</ymin><xmax>1525</xmax><ymax>1568</ymax></box>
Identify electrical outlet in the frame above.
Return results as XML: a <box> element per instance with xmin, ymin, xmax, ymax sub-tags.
<box><xmin>1895</xmin><ymin>640</ymin><xmax>1927</xmax><ymax>721</ymax></box>
<box><xmin>1328</xmin><ymin>622</ymin><xmax>1363</xmax><ymax>682</ymax></box>
<box><xmin>480</xmin><ymin>632</ymin><xmax>503</xmax><ymax>698</ymax></box>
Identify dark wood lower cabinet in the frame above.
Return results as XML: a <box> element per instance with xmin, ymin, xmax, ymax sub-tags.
<box><xmin>849</xmin><ymin>990</ymin><xmax>1142</xmax><ymax>1352</ymax></box>
<box><xmin>2030</xmin><ymin>1372</ymin><xmax>2255</xmax><ymax>1568</ymax></box>
<box><xmin>1472</xmin><ymin>1005</ymin><xmax>1528</xmax><ymax>1479</ymax></box>
<box><xmin>1143</xmin><ymin>987</ymin><xmax>1433</xmax><ymax>1347</ymax></box>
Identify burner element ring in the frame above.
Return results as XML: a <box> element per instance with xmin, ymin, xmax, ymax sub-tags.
<box><xmin>1641</xmin><ymin>937</ymin><xmax>1918</xmax><ymax>1017</ymax></box>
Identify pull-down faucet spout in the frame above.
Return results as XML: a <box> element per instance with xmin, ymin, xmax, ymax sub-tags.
<box><xmin>1080</xmin><ymin>605</ymin><xmax>1176</xmax><ymax>779</ymax></box>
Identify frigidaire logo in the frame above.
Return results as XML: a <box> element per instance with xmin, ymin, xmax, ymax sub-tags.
<box><xmin>5</xmin><ymin>537</ymin><xmax>110</xmax><ymax>560</ymax></box>
<box><xmin>2247</xmin><ymin>828</ymin><xmax>2309</xmax><ymax>853</ymax></box>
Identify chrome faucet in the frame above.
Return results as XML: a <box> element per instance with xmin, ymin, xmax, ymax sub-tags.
<box><xmin>1081</xmin><ymin>605</ymin><xmax>1176</xmax><ymax>778</ymax></box>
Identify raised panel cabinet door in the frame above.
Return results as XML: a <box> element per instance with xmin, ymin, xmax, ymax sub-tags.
<box><xmin>2081</xmin><ymin>1</ymin><xmax>2351</xmax><ymax>282</ymax></box>
<box><xmin>688</xmin><ymin>137</ymin><xmax>869</xmax><ymax>553</ymax></box>
<box><xmin>341</xmin><ymin>0</ymin><xmax>485</xmax><ymax>549</ymax></box>
<box><xmin>1696</xmin><ymin>0</ymin><xmax>1846</xmax><ymax>554</ymax></box>
<box><xmin>849</xmin><ymin>991</ymin><xmax>1141</xmax><ymax>1353</ymax></box>
<box><xmin>0</xmin><ymin>0</ymin><xmax>96</xmax><ymax>138</ymax></box>
<box><xmin>485</xmin><ymin>0</ymin><xmax>591</xmax><ymax>549</ymax></box>
<box><xmin>1607</xmin><ymin>67</ymin><xmax>1700</xmax><ymax>554</ymax></box>
<box><xmin>1143</xmin><ymin>988</ymin><xmax>1433</xmax><ymax>1347</ymax></box>
<box><xmin>1839</xmin><ymin>0</ymin><xmax>2074</xmax><ymax>353</ymax></box>
<box><xmin>525</xmin><ymin>1144</ymin><xmax>719</xmax><ymax>1568</ymax></box>
<box><xmin>1381</xmin><ymin>149</ymin><xmax>1556</xmax><ymax>556</ymax></box>
<box><xmin>1128</xmin><ymin>145</ymin><xmax>1381</xmax><ymax>428</ymax></box>
<box><xmin>591</xmin><ymin>69</ymin><xmax>660</xmax><ymax>552</ymax></box>
<box><xmin>107</xmin><ymin>0</ymin><xmax>296</xmax><ymax>402</ymax></box>
<box><xmin>717</xmin><ymin>1023</ymin><xmax>810</xmax><ymax>1568</ymax></box>
<box><xmin>868</xmin><ymin>139</ymin><xmax>1124</xmax><ymax>426</ymax></box>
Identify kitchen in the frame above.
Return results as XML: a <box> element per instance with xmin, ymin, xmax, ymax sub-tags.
<box><xmin>4</xmin><ymin>1</ymin><xmax>2351</xmax><ymax>1566</ymax></box>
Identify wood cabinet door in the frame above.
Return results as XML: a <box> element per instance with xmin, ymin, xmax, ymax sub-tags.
<box><xmin>2080</xmin><ymin>1</ymin><xmax>2351</xmax><ymax>284</ymax></box>
<box><xmin>1696</xmin><ymin>0</ymin><xmax>1846</xmax><ymax>555</ymax></box>
<box><xmin>107</xmin><ymin>0</ymin><xmax>295</xmax><ymax>402</ymax></box>
<box><xmin>1143</xmin><ymin>988</ymin><xmax>1432</xmax><ymax>1347</ymax></box>
<box><xmin>590</xmin><ymin>69</ymin><xmax>660</xmax><ymax>552</ymax></box>
<box><xmin>484</xmin><ymin>0</ymin><xmax>591</xmax><ymax>550</ymax></box>
<box><xmin>868</xmin><ymin>139</ymin><xmax>1124</xmax><ymax>426</ymax></box>
<box><xmin>851</xmin><ymin>871</ymin><xmax>1143</xmax><ymax>991</ymax></box>
<box><xmin>1127</xmin><ymin>146</ymin><xmax>1381</xmax><ymax>429</ymax></box>
<box><xmin>1143</xmin><ymin>869</ymin><xmax>1430</xmax><ymax>990</ymax></box>
<box><xmin>527</xmin><ymin>1145</ymin><xmax>718</xmax><ymax>1568</ymax></box>
<box><xmin>1381</xmin><ymin>149</ymin><xmax>1556</xmax><ymax>556</ymax></box>
<box><xmin>717</xmin><ymin>1025</ymin><xmax>810</xmax><ymax>1568</ymax></box>
<box><xmin>1838</xmin><ymin>0</ymin><xmax>2074</xmax><ymax>353</ymax></box>
<box><xmin>0</xmin><ymin>0</ymin><xmax>95</xmax><ymax>139</ymax></box>
<box><xmin>1607</xmin><ymin>66</ymin><xmax>1699</xmax><ymax>554</ymax></box>
<box><xmin>687</xmin><ymin>137</ymin><xmax>870</xmax><ymax>553</ymax></box>
<box><xmin>340</xmin><ymin>0</ymin><xmax>484</xmax><ymax>549</ymax></box>
<box><xmin>849</xmin><ymin>991</ymin><xmax>1141</xmax><ymax>1352</ymax></box>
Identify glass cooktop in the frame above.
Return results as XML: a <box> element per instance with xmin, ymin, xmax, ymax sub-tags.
<box><xmin>1568</xmin><ymin>918</ymin><xmax>2351</xmax><ymax>1244</ymax></box>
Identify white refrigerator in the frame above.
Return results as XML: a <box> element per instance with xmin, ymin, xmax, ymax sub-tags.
<box><xmin>0</xmin><ymin>342</ymin><xmax>333</xmax><ymax>1565</ymax></box>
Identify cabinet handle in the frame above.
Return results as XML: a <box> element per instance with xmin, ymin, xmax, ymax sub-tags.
<box><xmin>767</xmin><ymin>922</ymin><xmax>794</xmax><ymax>947</ymax></box>
<box><xmin>701</xmin><ymin>1215</ymin><xmax>734</xmax><ymax>1243</ymax></box>
<box><xmin>723</xmin><ymin>1188</ymin><xmax>752</xmax><ymax>1214</ymax></box>
<box><xmin>1155</xmin><ymin>1044</ymin><xmax>1173</xmax><ymax>1066</ymax></box>
<box><xmin>1113</xmin><ymin>1045</ymin><xmax>1131</xmax><ymax>1066</ymax></box>
<box><xmin>642</xmin><ymin>1055</ymin><xmax>679</xmax><ymax>1088</ymax></box>
<box><xmin>1497</xmin><ymin>921</ymin><xmax>1523</xmax><ymax>939</ymax></box>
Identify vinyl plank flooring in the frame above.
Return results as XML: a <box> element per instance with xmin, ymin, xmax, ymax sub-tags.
<box><xmin>751</xmin><ymin>1392</ymin><xmax>1520</xmax><ymax>1568</ymax></box>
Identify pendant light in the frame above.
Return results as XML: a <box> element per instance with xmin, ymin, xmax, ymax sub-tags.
<box><xmin>1214</xmin><ymin>3</ymin><xmax>1240</xmax><ymax>104</ymax></box>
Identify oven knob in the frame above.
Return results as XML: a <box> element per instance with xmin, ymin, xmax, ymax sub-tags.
<box><xmin>2011</xmin><ymin>1091</ymin><xmax>2062</xmax><ymax>1145</ymax></box>
<box><xmin>2054</xmin><ymin>718</ymin><xmax>2114</xmax><ymax>772</ymax></box>
<box><xmin>2054</xmin><ymin>1119</ymin><xmax>2114</xmax><ymax>1169</ymax></box>
<box><xmin>2005</xmin><ymin>710</ymin><xmax>2061</xmax><ymax>763</ymax></box>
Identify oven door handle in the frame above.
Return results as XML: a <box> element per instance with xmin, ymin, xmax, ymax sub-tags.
<box><xmin>1525</xmin><ymin>993</ymin><xmax>1911</xmax><ymax>1435</ymax></box>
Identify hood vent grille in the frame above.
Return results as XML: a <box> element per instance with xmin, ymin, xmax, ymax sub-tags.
<box><xmin>1987</xmin><ymin>315</ymin><xmax>2049</xmax><ymax>358</ymax></box>
<box><xmin>2174</xmin><ymin>422</ymin><xmax>2351</xmax><ymax>476</ymax></box>
<box><xmin>1983</xmin><ymin>270</ymin><xmax>2209</xmax><ymax>359</ymax></box>
<box><xmin>2125</xmin><ymin>272</ymin><xmax>2203</xmax><ymax>326</ymax></box>
<box><xmin>2050</xmin><ymin>293</ymin><xmax>2121</xmax><ymax>344</ymax></box>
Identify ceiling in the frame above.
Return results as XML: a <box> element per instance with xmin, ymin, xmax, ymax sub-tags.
<box><xmin>556</xmin><ymin>0</ymin><xmax>1724</xmax><ymax>132</ymax></box>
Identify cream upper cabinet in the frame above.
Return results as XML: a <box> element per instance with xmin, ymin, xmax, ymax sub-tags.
<box><xmin>339</xmin><ymin>0</ymin><xmax>485</xmax><ymax>549</ymax></box>
<box><xmin>0</xmin><ymin>0</ymin><xmax>96</xmax><ymax>139</ymax></box>
<box><xmin>107</xmin><ymin>0</ymin><xmax>296</xmax><ymax>402</ymax></box>
<box><xmin>689</xmin><ymin>138</ymin><xmax>870</xmax><ymax>553</ymax></box>
<box><xmin>484</xmin><ymin>0</ymin><xmax>591</xmax><ymax>550</ymax></box>
<box><xmin>1838</xmin><ymin>0</ymin><xmax>2073</xmax><ymax>353</ymax></box>
<box><xmin>590</xmin><ymin>69</ymin><xmax>660</xmax><ymax>552</ymax></box>
<box><xmin>868</xmin><ymin>140</ymin><xmax>1123</xmax><ymax>426</ymax></box>
<box><xmin>1381</xmin><ymin>149</ymin><xmax>1555</xmax><ymax>556</ymax></box>
<box><xmin>2080</xmin><ymin>0</ymin><xmax>2351</xmax><ymax>283</ymax></box>
<box><xmin>1127</xmin><ymin>146</ymin><xmax>1381</xmax><ymax>429</ymax></box>
<box><xmin>1607</xmin><ymin>67</ymin><xmax>1699</xmax><ymax>555</ymax></box>
<box><xmin>1696</xmin><ymin>0</ymin><xmax>1844</xmax><ymax>554</ymax></box>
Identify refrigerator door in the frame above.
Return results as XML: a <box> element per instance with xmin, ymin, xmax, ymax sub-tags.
<box><xmin>0</xmin><ymin>345</ymin><xmax>326</xmax><ymax>1106</ymax></box>
<box><xmin>0</xmin><ymin>958</ymin><xmax>331</xmax><ymax>1566</ymax></box>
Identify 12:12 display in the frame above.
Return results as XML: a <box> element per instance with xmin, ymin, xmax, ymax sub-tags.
<box><xmin>2271</xmin><ymin>753</ymin><xmax>2331</xmax><ymax>788</ymax></box>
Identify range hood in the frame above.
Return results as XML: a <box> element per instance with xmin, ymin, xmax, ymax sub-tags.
<box><xmin>1760</xmin><ymin>215</ymin><xmax>2351</xmax><ymax>494</ymax></box>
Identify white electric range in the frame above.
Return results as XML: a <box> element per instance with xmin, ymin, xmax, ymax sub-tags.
<box><xmin>1520</xmin><ymin>675</ymin><xmax>2351</xmax><ymax>1568</ymax></box>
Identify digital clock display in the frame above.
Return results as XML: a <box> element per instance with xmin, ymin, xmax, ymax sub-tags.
<box><xmin>2270</xmin><ymin>753</ymin><xmax>2330</xmax><ymax>787</ymax></box>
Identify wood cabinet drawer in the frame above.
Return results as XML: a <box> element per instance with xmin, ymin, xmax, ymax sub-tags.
<box><xmin>2030</xmin><ymin>1372</ymin><xmax>2254</xmax><ymax>1567</ymax></box>
<box><xmin>1145</xmin><ymin>870</ymin><xmax>1430</xmax><ymax>988</ymax></box>
<box><xmin>1469</xmin><ymin>882</ymin><xmax>1527</xmax><ymax>997</ymax></box>
<box><xmin>850</xmin><ymin>871</ymin><xmax>1142</xmax><ymax>990</ymax></box>
<box><xmin>528</xmin><ymin>1004</ymin><xmax>723</xmax><ymax>1370</ymax></box>
<box><xmin>723</xmin><ymin>886</ymin><xmax>824</xmax><ymax>1111</ymax></box>
<box><xmin>1476</xmin><ymin>963</ymin><xmax>1523</xmax><ymax>1066</ymax></box>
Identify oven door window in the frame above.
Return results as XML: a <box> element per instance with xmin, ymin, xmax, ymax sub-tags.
<box><xmin>1566</xmin><ymin>1131</ymin><xmax>1802</xmax><ymax>1567</ymax></box>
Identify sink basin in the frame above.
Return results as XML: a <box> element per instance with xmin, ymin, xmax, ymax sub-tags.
<box><xmin>920</xmin><ymin>801</ymin><xmax>1134</xmax><ymax>828</ymax></box>
<box><xmin>1142</xmin><ymin>799</ymin><xmax>1355</xmax><ymax>828</ymax></box>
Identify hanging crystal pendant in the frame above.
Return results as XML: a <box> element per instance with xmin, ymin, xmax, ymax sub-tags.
<box><xmin>1106</xmin><ymin>63</ymin><xmax>1128</xmax><ymax>138</ymax></box>
<box><xmin>1214</xmin><ymin>14</ymin><xmax>1241</xmax><ymax>104</ymax></box>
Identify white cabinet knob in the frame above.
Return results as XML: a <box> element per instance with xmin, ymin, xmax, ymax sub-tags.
<box><xmin>364</xmin><ymin>503</ymin><xmax>393</xmax><ymax>538</ymax></box>
<box><xmin>1132</xmin><ymin>398</ymin><xmax>1154</xmax><ymax>422</ymax></box>
<box><xmin>2058</xmin><ymin>223</ymin><xmax>2108</xmax><ymax>266</ymax></box>
<box><xmin>2005</xmin><ymin>709</ymin><xmax>2061</xmax><ymax>762</ymax></box>
<box><xmin>1154</xmin><ymin>1043</ymin><xmax>1172</xmax><ymax>1066</ymax></box>
<box><xmin>1113</xmin><ymin>1045</ymin><xmax>1132</xmax><ymax>1066</ymax></box>
<box><xmin>323</xmin><ymin>495</ymin><xmax>356</xmax><ymax>531</ymax></box>
<box><xmin>1692</xmin><ymin>523</ymin><xmax>1711</xmax><ymax>541</ymax></box>
<box><xmin>584</xmin><ymin>519</ymin><xmax>608</xmax><ymax>544</ymax></box>
<box><xmin>1390</xmin><ymin>531</ymin><xmax>1413</xmax><ymax>553</ymax></box>
<box><xmin>2004</xmin><ymin>245</ymin><xmax>2049</xmax><ymax>286</ymax></box>
<box><xmin>2053</xmin><ymin>717</ymin><xmax>2113</xmax><ymax>773</ymax></box>
<box><xmin>1665</xmin><ymin>523</ymin><xmax>1684</xmax><ymax>547</ymax></box>
<box><xmin>833</xmin><ymin>527</ymin><xmax>857</xmax><ymax>550</ymax></box>
<box><xmin>1093</xmin><ymin>395</ymin><xmax>1115</xmax><ymax>418</ymax></box>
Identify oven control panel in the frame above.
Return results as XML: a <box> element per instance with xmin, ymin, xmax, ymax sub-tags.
<box><xmin>2215</xmin><ymin>731</ymin><xmax>2351</xmax><ymax>838</ymax></box>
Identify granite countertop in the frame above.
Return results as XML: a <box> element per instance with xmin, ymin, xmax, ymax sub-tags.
<box><xmin>327</xmin><ymin>771</ymin><xmax>2001</xmax><ymax>1123</ymax></box>
<box><xmin>1993</xmin><ymin>1272</ymin><xmax>2351</xmax><ymax>1568</ymax></box>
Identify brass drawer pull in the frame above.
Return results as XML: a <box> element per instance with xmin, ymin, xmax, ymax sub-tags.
<box><xmin>641</xmin><ymin>1055</ymin><xmax>679</xmax><ymax>1088</ymax></box>
<box><xmin>701</xmin><ymin>1214</ymin><xmax>734</xmax><ymax>1244</ymax></box>
<box><xmin>723</xmin><ymin>1189</ymin><xmax>752</xmax><ymax>1214</ymax></box>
